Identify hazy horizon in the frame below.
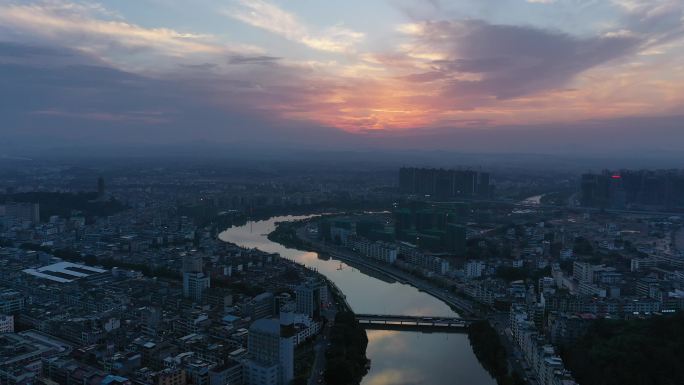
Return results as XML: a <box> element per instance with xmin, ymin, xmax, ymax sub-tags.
<box><xmin>1</xmin><ymin>0</ymin><xmax>683</xmax><ymax>158</ymax></box>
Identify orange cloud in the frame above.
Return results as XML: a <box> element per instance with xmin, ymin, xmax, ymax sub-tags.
<box><xmin>3</xmin><ymin>1</ymin><xmax>682</xmax><ymax>137</ymax></box>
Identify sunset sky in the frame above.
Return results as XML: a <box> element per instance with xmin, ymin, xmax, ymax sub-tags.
<box><xmin>1</xmin><ymin>0</ymin><xmax>683</xmax><ymax>154</ymax></box>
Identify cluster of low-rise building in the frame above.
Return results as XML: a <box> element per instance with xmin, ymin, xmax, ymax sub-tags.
<box><xmin>510</xmin><ymin>304</ymin><xmax>578</xmax><ymax>385</ymax></box>
<box><xmin>0</xmin><ymin>196</ymin><xmax>333</xmax><ymax>385</ymax></box>
<box><xmin>313</xmin><ymin>201</ymin><xmax>684</xmax><ymax>385</ymax></box>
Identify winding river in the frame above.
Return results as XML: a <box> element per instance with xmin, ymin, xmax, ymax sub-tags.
<box><xmin>220</xmin><ymin>215</ymin><xmax>496</xmax><ymax>385</ymax></box>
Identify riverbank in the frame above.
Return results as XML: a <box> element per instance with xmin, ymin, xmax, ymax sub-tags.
<box><xmin>469</xmin><ymin>321</ymin><xmax>525</xmax><ymax>385</ymax></box>
<box><xmin>270</xmin><ymin>219</ymin><xmax>479</xmax><ymax>317</ymax></box>
<box><xmin>265</xmin><ymin>219</ymin><xmax>370</xmax><ymax>385</ymax></box>
<box><xmin>221</xmin><ymin>215</ymin><xmax>497</xmax><ymax>385</ymax></box>
<box><xmin>325</xmin><ymin>311</ymin><xmax>370</xmax><ymax>385</ymax></box>
<box><xmin>270</xmin><ymin>217</ymin><xmax>523</xmax><ymax>385</ymax></box>
<box><xmin>267</xmin><ymin>218</ymin><xmax>315</xmax><ymax>250</ymax></box>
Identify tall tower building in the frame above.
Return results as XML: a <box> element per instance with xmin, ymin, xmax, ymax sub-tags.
<box><xmin>398</xmin><ymin>167</ymin><xmax>491</xmax><ymax>198</ymax></box>
<box><xmin>244</xmin><ymin>319</ymin><xmax>294</xmax><ymax>385</ymax></box>
<box><xmin>295</xmin><ymin>279</ymin><xmax>327</xmax><ymax>319</ymax></box>
<box><xmin>183</xmin><ymin>272</ymin><xmax>210</xmax><ymax>302</ymax></box>
<box><xmin>182</xmin><ymin>254</ymin><xmax>209</xmax><ymax>302</ymax></box>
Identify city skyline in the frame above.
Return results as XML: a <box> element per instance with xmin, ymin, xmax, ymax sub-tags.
<box><xmin>1</xmin><ymin>3</ymin><xmax>684</xmax><ymax>382</ymax></box>
<box><xmin>3</xmin><ymin>162</ymin><xmax>684</xmax><ymax>385</ymax></box>
<box><xmin>1</xmin><ymin>0</ymin><xmax>683</xmax><ymax>155</ymax></box>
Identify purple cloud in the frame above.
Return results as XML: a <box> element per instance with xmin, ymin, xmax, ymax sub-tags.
<box><xmin>403</xmin><ymin>20</ymin><xmax>640</xmax><ymax>99</ymax></box>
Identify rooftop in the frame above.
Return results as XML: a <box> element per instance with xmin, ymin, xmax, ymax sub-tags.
<box><xmin>22</xmin><ymin>261</ymin><xmax>108</xmax><ymax>283</ymax></box>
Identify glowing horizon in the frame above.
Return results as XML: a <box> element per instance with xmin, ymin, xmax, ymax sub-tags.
<box><xmin>1</xmin><ymin>0</ymin><xmax>683</xmax><ymax>150</ymax></box>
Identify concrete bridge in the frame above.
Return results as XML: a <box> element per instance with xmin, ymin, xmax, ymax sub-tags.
<box><xmin>355</xmin><ymin>314</ymin><xmax>480</xmax><ymax>332</ymax></box>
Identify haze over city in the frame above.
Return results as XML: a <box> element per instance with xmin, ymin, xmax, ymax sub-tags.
<box><xmin>1</xmin><ymin>0</ymin><xmax>683</xmax><ymax>158</ymax></box>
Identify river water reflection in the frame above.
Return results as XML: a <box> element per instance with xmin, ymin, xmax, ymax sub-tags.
<box><xmin>219</xmin><ymin>215</ymin><xmax>496</xmax><ymax>385</ymax></box>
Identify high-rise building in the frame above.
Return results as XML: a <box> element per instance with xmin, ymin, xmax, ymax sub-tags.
<box><xmin>399</xmin><ymin>167</ymin><xmax>492</xmax><ymax>199</ymax></box>
<box><xmin>464</xmin><ymin>260</ymin><xmax>485</xmax><ymax>279</ymax></box>
<box><xmin>183</xmin><ymin>272</ymin><xmax>210</xmax><ymax>302</ymax></box>
<box><xmin>394</xmin><ymin>201</ymin><xmax>468</xmax><ymax>255</ymax></box>
<box><xmin>580</xmin><ymin>169</ymin><xmax>684</xmax><ymax>209</ymax></box>
<box><xmin>182</xmin><ymin>254</ymin><xmax>209</xmax><ymax>302</ymax></box>
<box><xmin>572</xmin><ymin>262</ymin><xmax>594</xmax><ymax>284</ymax></box>
<box><xmin>3</xmin><ymin>202</ymin><xmax>40</xmax><ymax>226</ymax></box>
<box><xmin>295</xmin><ymin>280</ymin><xmax>327</xmax><ymax>319</ymax></box>
<box><xmin>244</xmin><ymin>319</ymin><xmax>295</xmax><ymax>385</ymax></box>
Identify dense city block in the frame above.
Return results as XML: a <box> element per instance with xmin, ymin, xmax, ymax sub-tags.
<box><xmin>1</xmin><ymin>161</ymin><xmax>683</xmax><ymax>385</ymax></box>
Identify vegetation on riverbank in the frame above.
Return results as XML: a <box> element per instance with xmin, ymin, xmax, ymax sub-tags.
<box><xmin>562</xmin><ymin>312</ymin><xmax>684</xmax><ymax>385</ymax></box>
<box><xmin>325</xmin><ymin>311</ymin><xmax>370</xmax><ymax>385</ymax></box>
<box><xmin>267</xmin><ymin>220</ymin><xmax>311</xmax><ymax>250</ymax></box>
<box><xmin>266</xmin><ymin>217</ymin><xmax>370</xmax><ymax>385</ymax></box>
<box><xmin>468</xmin><ymin>321</ymin><xmax>525</xmax><ymax>385</ymax></box>
<box><xmin>495</xmin><ymin>266</ymin><xmax>551</xmax><ymax>283</ymax></box>
<box><xmin>539</xmin><ymin>190</ymin><xmax>573</xmax><ymax>206</ymax></box>
<box><xmin>179</xmin><ymin>198</ymin><xmax>391</xmax><ymax>228</ymax></box>
<box><xmin>293</xmin><ymin>334</ymin><xmax>318</xmax><ymax>385</ymax></box>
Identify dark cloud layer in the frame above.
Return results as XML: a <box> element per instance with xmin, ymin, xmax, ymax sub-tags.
<box><xmin>228</xmin><ymin>55</ymin><xmax>281</xmax><ymax>65</ymax></box>
<box><xmin>0</xmin><ymin>42</ymin><xmax>350</xmax><ymax>150</ymax></box>
<box><xmin>1</xmin><ymin>10</ymin><xmax>683</xmax><ymax>159</ymax></box>
<box><xmin>365</xmin><ymin>114</ymin><xmax>684</xmax><ymax>155</ymax></box>
<box><xmin>405</xmin><ymin>20</ymin><xmax>640</xmax><ymax>99</ymax></box>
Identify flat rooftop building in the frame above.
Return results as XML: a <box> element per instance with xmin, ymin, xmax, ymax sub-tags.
<box><xmin>22</xmin><ymin>261</ymin><xmax>109</xmax><ymax>284</ymax></box>
<box><xmin>0</xmin><ymin>331</ymin><xmax>71</xmax><ymax>367</ymax></box>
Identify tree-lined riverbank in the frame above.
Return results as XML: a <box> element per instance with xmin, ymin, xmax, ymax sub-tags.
<box><xmin>220</xmin><ymin>215</ymin><xmax>497</xmax><ymax>385</ymax></box>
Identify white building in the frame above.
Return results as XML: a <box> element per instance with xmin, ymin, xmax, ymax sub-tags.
<box><xmin>295</xmin><ymin>280</ymin><xmax>327</xmax><ymax>319</ymax></box>
<box><xmin>348</xmin><ymin>237</ymin><xmax>397</xmax><ymax>264</ymax></box>
<box><xmin>22</xmin><ymin>261</ymin><xmax>109</xmax><ymax>284</ymax></box>
<box><xmin>509</xmin><ymin>305</ymin><xmax>578</xmax><ymax>385</ymax></box>
<box><xmin>279</xmin><ymin>310</ymin><xmax>321</xmax><ymax>346</ymax></box>
<box><xmin>572</xmin><ymin>262</ymin><xmax>594</xmax><ymax>283</ymax></box>
<box><xmin>630</xmin><ymin>258</ymin><xmax>657</xmax><ymax>272</ymax></box>
<box><xmin>464</xmin><ymin>260</ymin><xmax>486</xmax><ymax>279</ymax></box>
<box><xmin>399</xmin><ymin>244</ymin><xmax>450</xmax><ymax>275</ymax></box>
<box><xmin>244</xmin><ymin>319</ymin><xmax>294</xmax><ymax>385</ymax></box>
<box><xmin>577</xmin><ymin>282</ymin><xmax>606</xmax><ymax>298</ymax></box>
<box><xmin>183</xmin><ymin>272</ymin><xmax>210</xmax><ymax>302</ymax></box>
